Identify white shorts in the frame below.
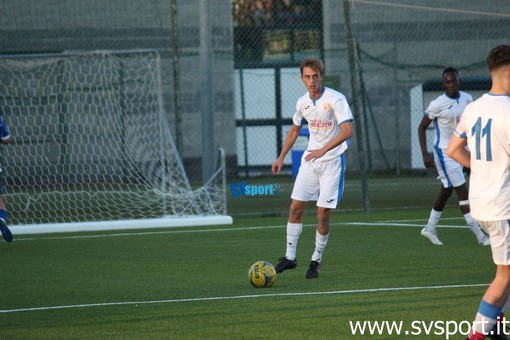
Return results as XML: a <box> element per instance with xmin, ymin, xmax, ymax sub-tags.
<box><xmin>478</xmin><ymin>220</ymin><xmax>510</xmax><ymax>265</ymax></box>
<box><xmin>434</xmin><ymin>146</ymin><xmax>466</xmax><ymax>188</ymax></box>
<box><xmin>291</xmin><ymin>154</ymin><xmax>346</xmax><ymax>209</ymax></box>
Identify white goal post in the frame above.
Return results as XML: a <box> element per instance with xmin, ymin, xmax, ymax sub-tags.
<box><xmin>0</xmin><ymin>49</ymin><xmax>232</xmax><ymax>234</ymax></box>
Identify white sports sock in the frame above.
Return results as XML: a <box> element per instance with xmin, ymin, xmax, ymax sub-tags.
<box><xmin>285</xmin><ymin>222</ymin><xmax>302</xmax><ymax>261</ymax></box>
<box><xmin>311</xmin><ymin>230</ymin><xmax>329</xmax><ymax>262</ymax></box>
<box><xmin>464</xmin><ymin>212</ymin><xmax>485</xmax><ymax>239</ymax></box>
<box><xmin>472</xmin><ymin>300</ymin><xmax>502</xmax><ymax>334</ymax></box>
<box><xmin>426</xmin><ymin>209</ymin><xmax>442</xmax><ymax>231</ymax></box>
<box><xmin>502</xmin><ymin>296</ymin><xmax>510</xmax><ymax>313</ymax></box>
<box><xmin>473</xmin><ymin>312</ymin><xmax>497</xmax><ymax>334</ymax></box>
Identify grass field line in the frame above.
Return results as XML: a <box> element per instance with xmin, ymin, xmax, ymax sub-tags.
<box><xmin>14</xmin><ymin>219</ymin><xmax>468</xmax><ymax>241</ymax></box>
<box><xmin>347</xmin><ymin>222</ymin><xmax>468</xmax><ymax>229</ymax></box>
<box><xmin>0</xmin><ymin>283</ymin><xmax>488</xmax><ymax>314</ymax></box>
<box><xmin>15</xmin><ymin>225</ymin><xmax>285</xmax><ymax>241</ymax></box>
<box><xmin>378</xmin><ymin>217</ymin><xmax>464</xmax><ymax>223</ymax></box>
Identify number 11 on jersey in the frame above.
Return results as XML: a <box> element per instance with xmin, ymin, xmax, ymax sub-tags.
<box><xmin>472</xmin><ymin>117</ymin><xmax>492</xmax><ymax>161</ymax></box>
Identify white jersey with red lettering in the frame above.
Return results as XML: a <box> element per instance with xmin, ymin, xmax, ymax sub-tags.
<box><xmin>292</xmin><ymin>87</ymin><xmax>353</xmax><ymax>162</ymax></box>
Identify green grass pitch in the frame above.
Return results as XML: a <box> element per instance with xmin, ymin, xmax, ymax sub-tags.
<box><xmin>1</xmin><ymin>208</ymin><xmax>493</xmax><ymax>339</ymax></box>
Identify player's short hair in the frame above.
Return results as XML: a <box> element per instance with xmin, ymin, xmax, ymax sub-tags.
<box><xmin>442</xmin><ymin>66</ymin><xmax>459</xmax><ymax>78</ymax></box>
<box><xmin>300</xmin><ymin>57</ymin><xmax>324</xmax><ymax>76</ymax></box>
<box><xmin>487</xmin><ymin>45</ymin><xmax>510</xmax><ymax>72</ymax></box>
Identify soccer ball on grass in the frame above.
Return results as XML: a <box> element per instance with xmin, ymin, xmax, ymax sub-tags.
<box><xmin>248</xmin><ymin>261</ymin><xmax>276</xmax><ymax>288</ymax></box>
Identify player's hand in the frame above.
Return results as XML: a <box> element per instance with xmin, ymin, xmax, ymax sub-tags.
<box><xmin>272</xmin><ymin>158</ymin><xmax>284</xmax><ymax>174</ymax></box>
<box><xmin>304</xmin><ymin>148</ymin><xmax>325</xmax><ymax>162</ymax></box>
<box><xmin>422</xmin><ymin>155</ymin><xmax>434</xmax><ymax>169</ymax></box>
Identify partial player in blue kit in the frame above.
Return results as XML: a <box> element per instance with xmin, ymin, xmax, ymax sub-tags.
<box><xmin>417</xmin><ymin>67</ymin><xmax>489</xmax><ymax>246</ymax></box>
<box><xmin>271</xmin><ymin>57</ymin><xmax>353</xmax><ymax>279</ymax></box>
<box><xmin>0</xmin><ymin>115</ymin><xmax>12</xmax><ymax>242</ymax></box>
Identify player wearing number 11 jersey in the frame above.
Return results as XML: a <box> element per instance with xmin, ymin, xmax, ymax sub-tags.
<box><xmin>453</xmin><ymin>94</ymin><xmax>510</xmax><ymax>221</ymax></box>
<box><xmin>448</xmin><ymin>44</ymin><xmax>510</xmax><ymax>340</ymax></box>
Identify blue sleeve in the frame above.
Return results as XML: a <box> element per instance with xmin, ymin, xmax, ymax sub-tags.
<box><xmin>0</xmin><ymin>116</ymin><xmax>10</xmax><ymax>139</ymax></box>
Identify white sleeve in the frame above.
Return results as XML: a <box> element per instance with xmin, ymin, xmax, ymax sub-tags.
<box><xmin>292</xmin><ymin>100</ymin><xmax>304</xmax><ymax>126</ymax></box>
<box><xmin>333</xmin><ymin>95</ymin><xmax>353</xmax><ymax>125</ymax></box>
<box><xmin>425</xmin><ymin>99</ymin><xmax>439</xmax><ymax>120</ymax></box>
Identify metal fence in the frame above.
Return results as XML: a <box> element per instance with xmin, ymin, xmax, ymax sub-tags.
<box><xmin>1</xmin><ymin>0</ymin><xmax>510</xmax><ymax>217</ymax></box>
<box><xmin>231</xmin><ymin>0</ymin><xmax>510</xmax><ymax>215</ymax></box>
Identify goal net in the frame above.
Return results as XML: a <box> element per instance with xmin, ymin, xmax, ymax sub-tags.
<box><xmin>0</xmin><ymin>49</ymin><xmax>231</xmax><ymax>234</ymax></box>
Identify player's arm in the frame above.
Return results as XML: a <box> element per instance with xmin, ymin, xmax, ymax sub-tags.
<box><xmin>304</xmin><ymin>120</ymin><xmax>353</xmax><ymax>162</ymax></box>
<box><xmin>272</xmin><ymin>124</ymin><xmax>301</xmax><ymax>174</ymax></box>
<box><xmin>446</xmin><ymin>134</ymin><xmax>470</xmax><ymax>168</ymax></box>
<box><xmin>417</xmin><ymin>115</ymin><xmax>434</xmax><ymax>168</ymax></box>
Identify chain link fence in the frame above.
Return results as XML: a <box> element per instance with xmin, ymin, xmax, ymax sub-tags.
<box><xmin>231</xmin><ymin>0</ymin><xmax>510</xmax><ymax>216</ymax></box>
<box><xmin>1</xmin><ymin>0</ymin><xmax>509</xmax><ymax>219</ymax></box>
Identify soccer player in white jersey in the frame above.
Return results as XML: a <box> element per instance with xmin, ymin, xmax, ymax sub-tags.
<box><xmin>418</xmin><ymin>67</ymin><xmax>489</xmax><ymax>246</ymax></box>
<box><xmin>271</xmin><ymin>57</ymin><xmax>353</xmax><ymax>279</ymax></box>
<box><xmin>447</xmin><ymin>45</ymin><xmax>510</xmax><ymax>340</ymax></box>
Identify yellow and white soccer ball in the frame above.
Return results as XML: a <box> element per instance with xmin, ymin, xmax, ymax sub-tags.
<box><xmin>248</xmin><ymin>261</ymin><xmax>276</xmax><ymax>288</ymax></box>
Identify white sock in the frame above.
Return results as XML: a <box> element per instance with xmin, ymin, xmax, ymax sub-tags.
<box><xmin>285</xmin><ymin>222</ymin><xmax>302</xmax><ymax>261</ymax></box>
<box><xmin>472</xmin><ymin>300</ymin><xmax>502</xmax><ymax>334</ymax></box>
<box><xmin>311</xmin><ymin>230</ymin><xmax>329</xmax><ymax>262</ymax></box>
<box><xmin>426</xmin><ymin>209</ymin><xmax>442</xmax><ymax>231</ymax></box>
<box><xmin>473</xmin><ymin>312</ymin><xmax>497</xmax><ymax>334</ymax></box>
<box><xmin>464</xmin><ymin>212</ymin><xmax>485</xmax><ymax>240</ymax></box>
<box><xmin>502</xmin><ymin>296</ymin><xmax>510</xmax><ymax>313</ymax></box>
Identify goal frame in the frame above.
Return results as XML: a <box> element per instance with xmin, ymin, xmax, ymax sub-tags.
<box><xmin>0</xmin><ymin>49</ymin><xmax>232</xmax><ymax>235</ymax></box>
